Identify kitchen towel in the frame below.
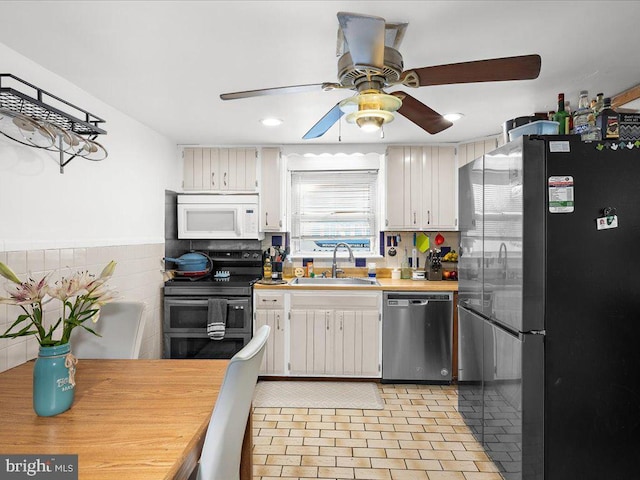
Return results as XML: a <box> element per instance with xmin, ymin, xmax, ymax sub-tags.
<box><xmin>207</xmin><ymin>299</ymin><xmax>228</xmax><ymax>340</ymax></box>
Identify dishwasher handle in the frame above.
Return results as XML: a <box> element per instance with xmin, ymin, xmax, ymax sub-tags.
<box><xmin>386</xmin><ymin>299</ymin><xmax>433</xmax><ymax>307</ymax></box>
<box><xmin>410</xmin><ymin>299</ymin><xmax>429</xmax><ymax>306</ymax></box>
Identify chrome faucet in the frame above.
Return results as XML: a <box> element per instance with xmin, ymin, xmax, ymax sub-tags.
<box><xmin>331</xmin><ymin>242</ymin><xmax>355</xmax><ymax>278</ymax></box>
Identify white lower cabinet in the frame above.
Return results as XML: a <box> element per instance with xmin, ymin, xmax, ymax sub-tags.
<box><xmin>272</xmin><ymin>291</ymin><xmax>381</xmax><ymax>378</ymax></box>
<box><xmin>254</xmin><ymin>290</ymin><xmax>381</xmax><ymax>377</ymax></box>
<box><xmin>334</xmin><ymin>309</ymin><xmax>380</xmax><ymax>377</ymax></box>
<box><xmin>254</xmin><ymin>292</ymin><xmax>286</xmax><ymax>375</ymax></box>
<box><xmin>289</xmin><ymin>309</ymin><xmax>333</xmax><ymax>375</ymax></box>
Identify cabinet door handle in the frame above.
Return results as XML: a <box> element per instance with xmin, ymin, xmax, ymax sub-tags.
<box><xmin>413</xmin><ymin>212</ymin><xmax>417</xmax><ymax>224</ymax></box>
<box><xmin>385</xmin><ymin>219</ymin><xmax>389</xmax><ymax>226</ymax></box>
<box><xmin>265</xmin><ymin>212</ymin><xmax>269</xmax><ymax>226</ymax></box>
<box><xmin>427</xmin><ymin>210</ymin><xmax>431</xmax><ymax>224</ymax></box>
<box><xmin>224</xmin><ymin>172</ymin><xmax>227</xmax><ymax>186</ymax></box>
<box><xmin>211</xmin><ymin>172</ymin><xmax>215</xmax><ymax>187</ymax></box>
<box><xmin>276</xmin><ymin>313</ymin><xmax>280</xmax><ymax>330</ymax></box>
<box><xmin>340</xmin><ymin>319</ymin><xmax>343</xmax><ymax>330</ymax></box>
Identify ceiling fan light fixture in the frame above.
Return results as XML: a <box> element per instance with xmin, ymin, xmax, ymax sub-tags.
<box><xmin>443</xmin><ymin>112</ymin><xmax>464</xmax><ymax>122</ymax></box>
<box><xmin>260</xmin><ymin>117</ymin><xmax>283</xmax><ymax>127</ymax></box>
<box><xmin>348</xmin><ymin>110</ymin><xmax>394</xmax><ymax>132</ymax></box>
<box><xmin>339</xmin><ymin>90</ymin><xmax>401</xmax><ymax>132</ymax></box>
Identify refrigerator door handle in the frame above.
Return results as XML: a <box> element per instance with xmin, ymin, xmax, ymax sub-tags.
<box><xmin>529</xmin><ymin>330</ymin><xmax>546</xmax><ymax>335</ymax></box>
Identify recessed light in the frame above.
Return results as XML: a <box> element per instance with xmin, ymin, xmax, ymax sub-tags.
<box><xmin>260</xmin><ymin>117</ymin><xmax>283</xmax><ymax>127</ymax></box>
<box><xmin>443</xmin><ymin>113</ymin><xmax>464</xmax><ymax>122</ymax></box>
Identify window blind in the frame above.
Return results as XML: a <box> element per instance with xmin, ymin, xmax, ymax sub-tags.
<box><xmin>290</xmin><ymin>170</ymin><xmax>378</xmax><ymax>254</ymax></box>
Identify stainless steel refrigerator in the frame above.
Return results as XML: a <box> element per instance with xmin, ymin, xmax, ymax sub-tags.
<box><xmin>458</xmin><ymin>135</ymin><xmax>640</xmax><ymax>480</ymax></box>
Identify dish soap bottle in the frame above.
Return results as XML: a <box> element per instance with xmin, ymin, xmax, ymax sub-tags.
<box><xmin>283</xmin><ymin>257</ymin><xmax>293</xmax><ymax>279</ymax></box>
<box><xmin>263</xmin><ymin>257</ymin><xmax>272</xmax><ymax>281</ymax></box>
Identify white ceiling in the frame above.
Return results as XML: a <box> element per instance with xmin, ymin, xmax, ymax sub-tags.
<box><xmin>1</xmin><ymin>1</ymin><xmax>639</xmax><ymax>147</ymax></box>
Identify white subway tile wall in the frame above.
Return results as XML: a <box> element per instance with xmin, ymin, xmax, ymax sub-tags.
<box><xmin>0</xmin><ymin>243</ymin><xmax>165</xmax><ymax>373</ymax></box>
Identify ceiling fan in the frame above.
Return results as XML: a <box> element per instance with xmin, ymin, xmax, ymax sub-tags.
<box><xmin>220</xmin><ymin>12</ymin><xmax>542</xmax><ymax>139</ymax></box>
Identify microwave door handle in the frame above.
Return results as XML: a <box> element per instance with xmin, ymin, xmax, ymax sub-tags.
<box><xmin>236</xmin><ymin>208</ymin><xmax>243</xmax><ymax>236</ymax></box>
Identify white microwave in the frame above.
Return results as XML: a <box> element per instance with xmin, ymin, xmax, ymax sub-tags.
<box><xmin>177</xmin><ymin>194</ymin><xmax>264</xmax><ymax>240</ymax></box>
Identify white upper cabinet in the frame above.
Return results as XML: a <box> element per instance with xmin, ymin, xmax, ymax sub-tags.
<box><xmin>259</xmin><ymin>147</ymin><xmax>284</xmax><ymax>231</ymax></box>
<box><xmin>182</xmin><ymin>147</ymin><xmax>257</xmax><ymax>192</ymax></box>
<box><xmin>422</xmin><ymin>146</ymin><xmax>457</xmax><ymax>230</ymax></box>
<box><xmin>385</xmin><ymin>145</ymin><xmax>458</xmax><ymax>231</ymax></box>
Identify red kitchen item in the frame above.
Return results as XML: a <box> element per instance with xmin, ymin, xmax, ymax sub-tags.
<box><xmin>435</xmin><ymin>233</ymin><xmax>445</xmax><ymax>245</ymax></box>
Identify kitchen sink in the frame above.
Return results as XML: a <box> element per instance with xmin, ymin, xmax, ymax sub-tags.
<box><xmin>288</xmin><ymin>277</ymin><xmax>380</xmax><ymax>286</ymax></box>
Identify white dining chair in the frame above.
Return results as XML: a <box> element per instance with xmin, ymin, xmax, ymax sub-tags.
<box><xmin>194</xmin><ymin>325</ymin><xmax>270</xmax><ymax>480</ymax></box>
<box><xmin>70</xmin><ymin>301</ymin><xmax>146</xmax><ymax>359</ymax></box>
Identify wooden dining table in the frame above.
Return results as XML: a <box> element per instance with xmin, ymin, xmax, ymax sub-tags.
<box><xmin>0</xmin><ymin>359</ymin><xmax>253</xmax><ymax>480</ymax></box>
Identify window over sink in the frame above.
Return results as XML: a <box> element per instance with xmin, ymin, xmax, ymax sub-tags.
<box><xmin>289</xmin><ymin>169</ymin><xmax>380</xmax><ymax>257</ymax></box>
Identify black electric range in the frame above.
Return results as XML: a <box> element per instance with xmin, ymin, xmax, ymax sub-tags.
<box><xmin>163</xmin><ymin>249</ymin><xmax>263</xmax><ymax>359</ymax></box>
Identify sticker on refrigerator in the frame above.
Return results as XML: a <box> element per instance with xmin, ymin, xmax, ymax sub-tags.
<box><xmin>548</xmin><ymin>176</ymin><xmax>574</xmax><ymax>213</ymax></box>
<box><xmin>548</xmin><ymin>141</ymin><xmax>571</xmax><ymax>153</ymax></box>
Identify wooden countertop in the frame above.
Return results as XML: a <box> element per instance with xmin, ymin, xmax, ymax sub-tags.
<box><xmin>255</xmin><ymin>278</ymin><xmax>458</xmax><ymax>292</ymax></box>
<box><xmin>0</xmin><ymin>359</ymin><xmax>231</xmax><ymax>480</ymax></box>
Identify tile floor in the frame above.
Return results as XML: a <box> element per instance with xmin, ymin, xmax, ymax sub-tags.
<box><xmin>252</xmin><ymin>384</ymin><xmax>503</xmax><ymax>480</ymax></box>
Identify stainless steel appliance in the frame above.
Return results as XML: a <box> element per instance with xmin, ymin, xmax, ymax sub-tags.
<box><xmin>382</xmin><ymin>291</ymin><xmax>453</xmax><ymax>383</ymax></box>
<box><xmin>458</xmin><ymin>135</ymin><xmax>640</xmax><ymax>480</ymax></box>
<box><xmin>177</xmin><ymin>194</ymin><xmax>264</xmax><ymax>240</ymax></box>
<box><xmin>163</xmin><ymin>249</ymin><xmax>262</xmax><ymax>359</ymax></box>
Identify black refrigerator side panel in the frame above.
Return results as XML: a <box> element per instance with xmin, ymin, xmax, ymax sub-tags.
<box><xmin>544</xmin><ymin>139</ymin><xmax>640</xmax><ymax>479</ymax></box>
<box><xmin>521</xmin><ymin>138</ymin><xmax>548</xmax><ymax>333</ymax></box>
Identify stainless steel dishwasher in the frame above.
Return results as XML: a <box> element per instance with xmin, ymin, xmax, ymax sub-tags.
<box><xmin>382</xmin><ymin>291</ymin><xmax>453</xmax><ymax>383</ymax></box>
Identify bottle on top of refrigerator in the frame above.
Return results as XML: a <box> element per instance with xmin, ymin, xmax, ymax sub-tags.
<box><xmin>553</xmin><ymin>93</ymin><xmax>569</xmax><ymax>134</ymax></box>
<box><xmin>573</xmin><ymin>90</ymin><xmax>591</xmax><ymax>136</ymax></box>
<box><xmin>574</xmin><ymin>90</ymin><xmax>601</xmax><ymax>141</ymax></box>
<box><xmin>564</xmin><ymin>100</ymin><xmax>573</xmax><ymax>133</ymax></box>
<box><xmin>597</xmin><ymin>97</ymin><xmax>619</xmax><ymax>139</ymax></box>
<box><xmin>593</xmin><ymin>92</ymin><xmax>605</xmax><ymax>116</ymax></box>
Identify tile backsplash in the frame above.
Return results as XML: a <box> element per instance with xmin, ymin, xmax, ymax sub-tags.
<box><xmin>261</xmin><ymin>231</ymin><xmax>460</xmax><ymax>274</ymax></box>
<box><xmin>0</xmin><ymin>243</ymin><xmax>165</xmax><ymax>373</ymax></box>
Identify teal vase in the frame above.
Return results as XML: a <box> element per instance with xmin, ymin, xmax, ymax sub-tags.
<box><xmin>33</xmin><ymin>343</ymin><xmax>76</xmax><ymax>416</ymax></box>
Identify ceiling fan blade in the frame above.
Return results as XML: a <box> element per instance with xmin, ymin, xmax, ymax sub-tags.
<box><xmin>402</xmin><ymin>54</ymin><xmax>542</xmax><ymax>87</ymax></box>
<box><xmin>220</xmin><ymin>83</ymin><xmax>327</xmax><ymax>100</ymax></box>
<box><xmin>337</xmin><ymin>12</ymin><xmax>385</xmax><ymax>71</ymax></box>
<box><xmin>391</xmin><ymin>91</ymin><xmax>453</xmax><ymax>134</ymax></box>
<box><xmin>302</xmin><ymin>104</ymin><xmax>344</xmax><ymax>139</ymax></box>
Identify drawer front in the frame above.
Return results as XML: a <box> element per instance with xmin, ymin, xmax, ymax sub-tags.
<box><xmin>164</xmin><ymin>333</ymin><xmax>251</xmax><ymax>359</ymax></box>
<box><xmin>254</xmin><ymin>292</ymin><xmax>285</xmax><ymax>309</ymax></box>
<box><xmin>290</xmin><ymin>293</ymin><xmax>380</xmax><ymax>310</ymax></box>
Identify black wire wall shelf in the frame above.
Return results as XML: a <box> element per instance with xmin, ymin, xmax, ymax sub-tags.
<box><xmin>0</xmin><ymin>74</ymin><xmax>107</xmax><ymax>173</ymax></box>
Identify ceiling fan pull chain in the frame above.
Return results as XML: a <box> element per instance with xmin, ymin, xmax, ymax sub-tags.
<box><xmin>338</xmin><ymin>113</ymin><xmax>342</xmax><ymax>142</ymax></box>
